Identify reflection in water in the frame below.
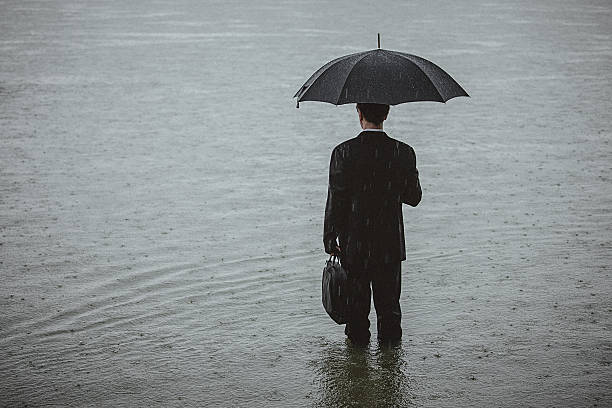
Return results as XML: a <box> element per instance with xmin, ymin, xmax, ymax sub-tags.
<box><xmin>313</xmin><ymin>340</ymin><xmax>415</xmax><ymax>407</ymax></box>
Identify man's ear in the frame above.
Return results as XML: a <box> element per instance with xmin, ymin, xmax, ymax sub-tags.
<box><xmin>357</xmin><ymin>108</ymin><xmax>363</xmax><ymax>121</ymax></box>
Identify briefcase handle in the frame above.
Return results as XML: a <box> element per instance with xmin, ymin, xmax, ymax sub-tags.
<box><xmin>327</xmin><ymin>254</ymin><xmax>341</xmax><ymax>264</ymax></box>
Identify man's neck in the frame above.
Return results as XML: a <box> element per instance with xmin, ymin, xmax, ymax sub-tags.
<box><xmin>361</xmin><ymin>121</ymin><xmax>383</xmax><ymax>131</ymax></box>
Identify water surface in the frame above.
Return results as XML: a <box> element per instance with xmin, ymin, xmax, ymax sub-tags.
<box><xmin>1</xmin><ymin>0</ymin><xmax>611</xmax><ymax>406</ymax></box>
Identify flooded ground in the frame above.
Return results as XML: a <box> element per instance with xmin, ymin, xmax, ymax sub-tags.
<box><xmin>1</xmin><ymin>0</ymin><xmax>610</xmax><ymax>406</ymax></box>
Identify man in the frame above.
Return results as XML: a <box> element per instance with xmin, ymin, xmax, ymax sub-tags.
<box><xmin>324</xmin><ymin>103</ymin><xmax>422</xmax><ymax>344</ymax></box>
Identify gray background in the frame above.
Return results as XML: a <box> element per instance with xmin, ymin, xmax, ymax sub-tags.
<box><xmin>1</xmin><ymin>0</ymin><xmax>610</xmax><ymax>406</ymax></box>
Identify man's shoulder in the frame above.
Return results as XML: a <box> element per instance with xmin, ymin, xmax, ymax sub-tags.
<box><xmin>331</xmin><ymin>136</ymin><xmax>359</xmax><ymax>155</ymax></box>
<box><xmin>386</xmin><ymin>135</ymin><xmax>416</xmax><ymax>156</ymax></box>
<box><xmin>335</xmin><ymin>135</ymin><xmax>359</xmax><ymax>148</ymax></box>
<box><xmin>331</xmin><ymin>133</ymin><xmax>416</xmax><ymax>157</ymax></box>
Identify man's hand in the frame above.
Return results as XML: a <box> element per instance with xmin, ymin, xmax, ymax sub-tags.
<box><xmin>325</xmin><ymin>238</ymin><xmax>341</xmax><ymax>257</ymax></box>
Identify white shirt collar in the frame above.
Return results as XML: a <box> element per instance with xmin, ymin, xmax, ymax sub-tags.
<box><xmin>361</xmin><ymin>128</ymin><xmax>385</xmax><ymax>132</ymax></box>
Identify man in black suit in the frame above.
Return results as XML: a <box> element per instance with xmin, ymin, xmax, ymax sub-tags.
<box><xmin>324</xmin><ymin>103</ymin><xmax>422</xmax><ymax>344</ymax></box>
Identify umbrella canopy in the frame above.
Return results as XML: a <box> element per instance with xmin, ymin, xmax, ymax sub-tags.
<box><xmin>294</xmin><ymin>48</ymin><xmax>468</xmax><ymax>107</ymax></box>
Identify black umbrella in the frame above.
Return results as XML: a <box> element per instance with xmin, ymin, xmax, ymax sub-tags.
<box><xmin>294</xmin><ymin>45</ymin><xmax>468</xmax><ymax>107</ymax></box>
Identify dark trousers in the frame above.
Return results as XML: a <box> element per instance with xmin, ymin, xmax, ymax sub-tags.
<box><xmin>344</xmin><ymin>261</ymin><xmax>402</xmax><ymax>342</ymax></box>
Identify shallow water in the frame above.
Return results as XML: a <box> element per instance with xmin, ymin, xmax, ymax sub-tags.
<box><xmin>1</xmin><ymin>0</ymin><xmax>611</xmax><ymax>406</ymax></box>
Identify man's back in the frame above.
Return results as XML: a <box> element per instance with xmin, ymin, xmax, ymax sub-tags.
<box><xmin>324</xmin><ymin>130</ymin><xmax>422</xmax><ymax>268</ymax></box>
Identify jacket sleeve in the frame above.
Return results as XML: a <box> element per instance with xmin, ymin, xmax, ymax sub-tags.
<box><xmin>401</xmin><ymin>146</ymin><xmax>422</xmax><ymax>207</ymax></box>
<box><xmin>323</xmin><ymin>146</ymin><xmax>349</xmax><ymax>254</ymax></box>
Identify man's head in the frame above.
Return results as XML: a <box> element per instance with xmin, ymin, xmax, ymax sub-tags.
<box><xmin>356</xmin><ymin>103</ymin><xmax>390</xmax><ymax>129</ymax></box>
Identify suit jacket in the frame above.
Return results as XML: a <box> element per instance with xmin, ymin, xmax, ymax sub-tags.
<box><xmin>323</xmin><ymin>130</ymin><xmax>422</xmax><ymax>268</ymax></box>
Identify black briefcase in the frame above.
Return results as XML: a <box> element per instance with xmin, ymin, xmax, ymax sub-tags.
<box><xmin>322</xmin><ymin>255</ymin><xmax>350</xmax><ymax>324</ymax></box>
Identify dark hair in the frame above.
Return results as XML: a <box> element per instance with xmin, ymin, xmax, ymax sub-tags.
<box><xmin>356</xmin><ymin>103</ymin><xmax>390</xmax><ymax>125</ymax></box>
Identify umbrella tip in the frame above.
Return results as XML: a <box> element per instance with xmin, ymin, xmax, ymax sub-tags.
<box><xmin>378</xmin><ymin>33</ymin><xmax>380</xmax><ymax>49</ymax></box>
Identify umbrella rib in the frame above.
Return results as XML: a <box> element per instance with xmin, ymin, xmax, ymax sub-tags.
<box><xmin>388</xmin><ymin>50</ymin><xmax>446</xmax><ymax>102</ymax></box>
<box><xmin>335</xmin><ymin>52</ymin><xmax>372</xmax><ymax>105</ymax></box>
<box><xmin>293</xmin><ymin>55</ymin><xmax>345</xmax><ymax>98</ymax></box>
<box><xmin>295</xmin><ymin>50</ymin><xmax>368</xmax><ymax>100</ymax></box>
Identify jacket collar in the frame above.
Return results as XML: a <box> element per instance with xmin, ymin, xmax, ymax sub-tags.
<box><xmin>358</xmin><ymin>130</ymin><xmax>388</xmax><ymax>142</ymax></box>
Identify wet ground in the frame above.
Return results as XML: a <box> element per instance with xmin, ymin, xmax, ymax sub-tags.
<box><xmin>1</xmin><ymin>0</ymin><xmax>611</xmax><ymax>406</ymax></box>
